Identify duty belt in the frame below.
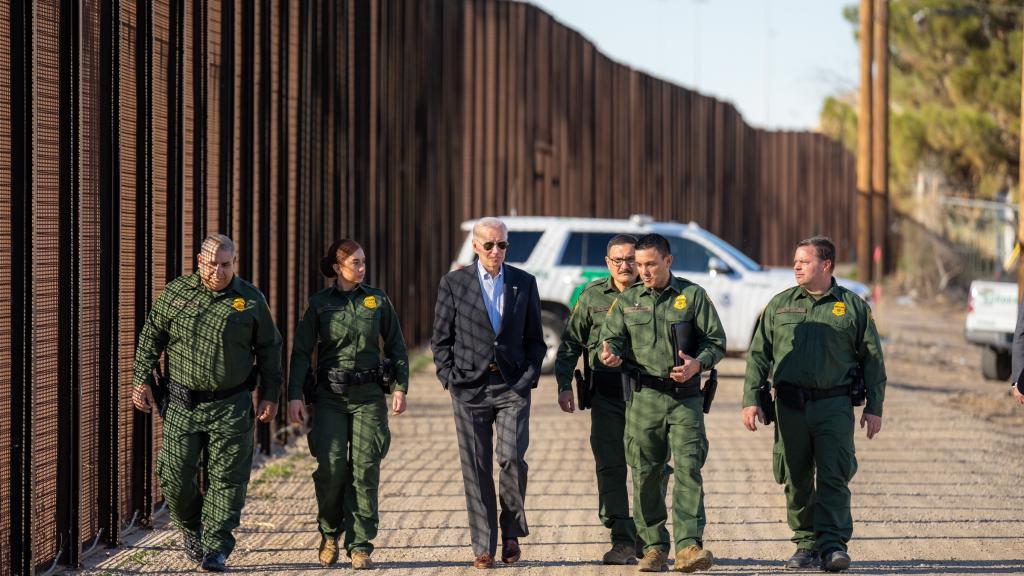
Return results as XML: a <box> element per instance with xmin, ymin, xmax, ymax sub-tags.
<box><xmin>637</xmin><ymin>373</ymin><xmax>701</xmax><ymax>398</ymax></box>
<box><xmin>325</xmin><ymin>368</ymin><xmax>380</xmax><ymax>395</ymax></box>
<box><xmin>775</xmin><ymin>383</ymin><xmax>850</xmax><ymax>410</ymax></box>
<box><xmin>167</xmin><ymin>379</ymin><xmax>250</xmax><ymax>410</ymax></box>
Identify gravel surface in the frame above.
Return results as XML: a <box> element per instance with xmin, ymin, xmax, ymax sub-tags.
<box><xmin>77</xmin><ymin>299</ymin><xmax>1024</xmax><ymax>575</ymax></box>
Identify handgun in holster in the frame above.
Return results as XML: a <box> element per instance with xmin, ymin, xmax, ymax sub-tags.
<box><xmin>702</xmin><ymin>368</ymin><xmax>718</xmax><ymax>414</ymax></box>
<box><xmin>620</xmin><ymin>360</ymin><xmax>640</xmax><ymax>403</ymax></box>
<box><xmin>150</xmin><ymin>365</ymin><xmax>170</xmax><ymax>418</ymax></box>
<box><xmin>848</xmin><ymin>365</ymin><xmax>866</xmax><ymax>407</ymax></box>
<box><xmin>757</xmin><ymin>381</ymin><xmax>776</xmax><ymax>426</ymax></box>
<box><xmin>574</xmin><ymin>351</ymin><xmax>593</xmax><ymax>410</ymax></box>
<box><xmin>379</xmin><ymin>358</ymin><xmax>397</xmax><ymax>394</ymax></box>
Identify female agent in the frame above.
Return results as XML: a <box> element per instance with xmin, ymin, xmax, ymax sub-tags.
<box><xmin>288</xmin><ymin>238</ymin><xmax>409</xmax><ymax>570</ymax></box>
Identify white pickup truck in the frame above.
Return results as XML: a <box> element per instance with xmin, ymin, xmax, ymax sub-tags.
<box><xmin>965</xmin><ymin>280</ymin><xmax>1018</xmax><ymax>380</ymax></box>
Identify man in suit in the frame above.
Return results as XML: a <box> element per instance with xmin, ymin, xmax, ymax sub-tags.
<box><xmin>431</xmin><ymin>216</ymin><xmax>546</xmax><ymax>569</ymax></box>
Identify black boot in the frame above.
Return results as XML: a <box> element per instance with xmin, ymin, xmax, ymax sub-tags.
<box><xmin>821</xmin><ymin>549</ymin><xmax>850</xmax><ymax>573</ymax></box>
<box><xmin>201</xmin><ymin>551</ymin><xmax>227</xmax><ymax>572</ymax></box>
<box><xmin>785</xmin><ymin>548</ymin><xmax>818</xmax><ymax>569</ymax></box>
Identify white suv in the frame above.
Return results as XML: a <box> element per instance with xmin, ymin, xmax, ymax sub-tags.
<box><xmin>452</xmin><ymin>215</ymin><xmax>871</xmax><ymax>372</ymax></box>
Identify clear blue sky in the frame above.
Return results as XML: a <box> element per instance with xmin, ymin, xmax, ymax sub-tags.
<box><xmin>527</xmin><ymin>0</ymin><xmax>859</xmax><ymax>131</ymax></box>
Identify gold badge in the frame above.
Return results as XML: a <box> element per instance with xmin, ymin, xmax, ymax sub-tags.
<box><xmin>363</xmin><ymin>295</ymin><xmax>378</xmax><ymax>309</ymax></box>
<box><xmin>832</xmin><ymin>302</ymin><xmax>846</xmax><ymax>317</ymax></box>
<box><xmin>674</xmin><ymin>295</ymin><xmax>687</xmax><ymax>310</ymax></box>
<box><xmin>232</xmin><ymin>297</ymin><xmax>246</xmax><ymax>311</ymax></box>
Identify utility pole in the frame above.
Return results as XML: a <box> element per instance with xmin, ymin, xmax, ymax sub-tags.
<box><xmin>857</xmin><ymin>0</ymin><xmax>873</xmax><ymax>283</ymax></box>
<box><xmin>872</xmin><ymin>0</ymin><xmax>889</xmax><ymax>281</ymax></box>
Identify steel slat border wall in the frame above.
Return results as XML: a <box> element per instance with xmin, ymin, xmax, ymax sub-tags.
<box><xmin>0</xmin><ymin>0</ymin><xmax>12</xmax><ymax>569</ymax></box>
<box><xmin>32</xmin><ymin>1</ymin><xmax>62</xmax><ymax>567</ymax></box>
<box><xmin>3</xmin><ymin>1</ymin><xmax>856</xmax><ymax>573</ymax></box>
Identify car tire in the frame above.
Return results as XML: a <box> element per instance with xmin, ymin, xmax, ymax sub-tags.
<box><xmin>540</xmin><ymin>310</ymin><xmax>566</xmax><ymax>374</ymax></box>
<box><xmin>981</xmin><ymin>346</ymin><xmax>1011</xmax><ymax>381</ymax></box>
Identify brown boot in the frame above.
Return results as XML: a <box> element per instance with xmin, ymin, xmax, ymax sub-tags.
<box><xmin>638</xmin><ymin>548</ymin><xmax>668</xmax><ymax>572</ymax></box>
<box><xmin>351</xmin><ymin>550</ymin><xmax>373</xmax><ymax>570</ymax></box>
<box><xmin>317</xmin><ymin>535</ymin><xmax>339</xmax><ymax>567</ymax></box>
<box><xmin>603</xmin><ymin>543</ymin><xmax>638</xmax><ymax>565</ymax></box>
<box><xmin>674</xmin><ymin>545</ymin><xmax>713</xmax><ymax>573</ymax></box>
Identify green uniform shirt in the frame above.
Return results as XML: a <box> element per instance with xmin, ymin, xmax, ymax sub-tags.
<box><xmin>133</xmin><ymin>273</ymin><xmax>284</xmax><ymax>400</ymax></box>
<box><xmin>555</xmin><ymin>277</ymin><xmax>628</xmax><ymax>392</ymax></box>
<box><xmin>600</xmin><ymin>276</ymin><xmax>726</xmax><ymax>377</ymax></box>
<box><xmin>287</xmin><ymin>283</ymin><xmax>410</xmax><ymax>401</ymax></box>
<box><xmin>742</xmin><ymin>278</ymin><xmax>886</xmax><ymax>417</ymax></box>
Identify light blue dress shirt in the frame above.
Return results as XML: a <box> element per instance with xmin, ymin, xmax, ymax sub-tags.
<box><xmin>476</xmin><ymin>261</ymin><xmax>505</xmax><ymax>334</ymax></box>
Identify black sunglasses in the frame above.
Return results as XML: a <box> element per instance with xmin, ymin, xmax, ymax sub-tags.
<box><xmin>481</xmin><ymin>241</ymin><xmax>509</xmax><ymax>251</ymax></box>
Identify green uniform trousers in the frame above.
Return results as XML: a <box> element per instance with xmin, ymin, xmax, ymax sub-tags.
<box><xmin>626</xmin><ymin>387</ymin><xmax>708</xmax><ymax>553</ymax></box>
<box><xmin>773</xmin><ymin>395</ymin><xmax>858</xmax><ymax>554</ymax></box>
<box><xmin>590</xmin><ymin>389</ymin><xmax>637</xmax><ymax>546</ymax></box>
<box><xmin>156</xmin><ymin>390</ymin><xmax>255</xmax><ymax>557</ymax></box>
<box><xmin>309</xmin><ymin>389</ymin><xmax>391</xmax><ymax>554</ymax></box>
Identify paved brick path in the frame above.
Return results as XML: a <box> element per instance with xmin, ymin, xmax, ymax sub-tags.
<box><xmin>78</xmin><ymin>309</ymin><xmax>1024</xmax><ymax>575</ymax></box>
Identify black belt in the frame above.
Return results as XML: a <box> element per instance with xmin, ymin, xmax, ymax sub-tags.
<box><xmin>323</xmin><ymin>368</ymin><xmax>380</xmax><ymax>395</ymax></box>
<box><xmin>637</xmin><ymin>373</ymin><xmax>701</xmax><ymax>397</ymax></box>
<box><xmin>326</xmin><ymin>368</ymin><xmax>380</xmax><ymax>385</ymax></box>
<box><xmin>167</xmin><ymin>379</ymin><xmax>250</xmax><ymax>410</ymax></box>
<box><xmin>775</xmin><ymin>383</ymin><xmax>850</xmax><ymax>410</ymax></box>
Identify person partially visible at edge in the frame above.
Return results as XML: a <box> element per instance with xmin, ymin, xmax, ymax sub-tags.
<box><xmin>741</xmin><ymin>236</ymin><xmax>885</xmax><ymax>573</ymax></box>
<box><xmin>132</xmin><ymin>233</ymin><xmax>283</xmax><ymax>573</ymax></box>
<box><xmin>287</xmin><ymin>238</ymin><xmax>409</xmax><ymax>570</ymax></box>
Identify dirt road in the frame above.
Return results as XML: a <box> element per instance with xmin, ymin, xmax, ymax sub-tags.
<box><xmin>78</xmin><ymin>299</ymin><xmax>1024</xmax><ymax>575</ymax></box>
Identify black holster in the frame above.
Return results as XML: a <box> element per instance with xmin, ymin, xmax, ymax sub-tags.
<box><xmin>757</xmin><ymin>381</ymin><xmax>775</xmax><ymax>426</ymax></box>
<box><xmin>150</xmin><ymin>366</ymin><xmax>170</xmax><ymax>418</ymax></box>
<box><xmin>621</xmin><ymin>369</ymin><xmax>639</xmax><ymax>403</ymax></box>
<box><xmin>849</xmin><ymin>366</ymin><xmax>866</xmax><ymax>407</ymax></box>
<box><xmin>379</xmin><ymin>358</ymin><xmax>397</xmax><ymax>394</ymax></box>
<box><xmin>701</xmin><ymin>369</ymin><xmax>718</xmax><ymax>414</ymax></box>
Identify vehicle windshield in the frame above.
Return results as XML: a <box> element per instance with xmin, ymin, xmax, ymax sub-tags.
<box><xmin>701</xmin><ymin>232</ymin><xmax>762</xmax><ymax>271</ymax></box>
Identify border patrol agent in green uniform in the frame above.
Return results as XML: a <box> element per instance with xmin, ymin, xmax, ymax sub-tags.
<box><xmin>555</xmin><ymin>234</ymin><xmax>643</xmax><ymax>565</ymax></box>
<box><xmin>601</xmin><ymin>234</ymin><xmax>725</xmax><ymax>573</ymax></box>
<box><xmin>132</xmin><ymin>234</ymin><xmax>283</xmax><ymax>573</ymax></box>
<box><xmin>742</xmin><ymin>236</ymin><xmax>885</xmax><ymax>573</ymax></box>
<box><xmin>287</xmin><ymin>238</ymin><xmax>409</xmax><ymax>571</ymax></box>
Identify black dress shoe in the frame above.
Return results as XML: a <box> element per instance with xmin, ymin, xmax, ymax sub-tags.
<box><xmin>785</xmin><ymin>548</ymin><xmax>818</xmax><ymax>569</ymax></box>
<box><xmin>821</xmin><ymin>549</ymin><xmax>850</xmax><ymax>572</ymax></box>
<box><xmin>181</xmin><ymin>531</ymin><xmax>203</xmax><ymax>563</ymax></box>
<box><xmin>501</xmin><ymin>538</ymin><xmax>521</xmax><ymax>564</ymax></box>
<box><xmin>201</xmin><ymin>551</ymin><xmax>227</xmax><ymax>572</ymax></box>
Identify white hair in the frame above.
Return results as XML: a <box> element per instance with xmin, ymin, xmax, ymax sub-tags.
<box><xmin>472</xmin><ymin>217</ymin><xmax>507</xmax><ymax>239</ymax></box>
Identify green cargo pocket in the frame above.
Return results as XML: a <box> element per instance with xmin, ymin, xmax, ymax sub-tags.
<box><xmin>772</xmin><ymin>440</ymin><xmax>787</xmax><ymax>485</ymax></box>
<box><xmin>375</xmin><ymin>419</ymin><xmax>392</xmax><ymax>461</ymax></box>
<box><xmin>837</xmin><ymin>445</ymin><xmax>858</xmax><ymax>482</ymax></box>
